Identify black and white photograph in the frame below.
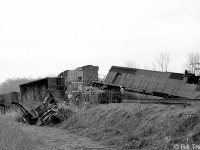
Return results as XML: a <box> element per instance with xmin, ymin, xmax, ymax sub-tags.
<box><xmin>0</xmin><ymin>0</ymin><xmax>200</xmax><ymax>149</ymax></box>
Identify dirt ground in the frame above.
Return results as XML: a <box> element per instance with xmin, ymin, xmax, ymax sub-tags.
<box><xmin>19</xmin><ymin>124</ymin><xmax>117</xmax><ymax>150</ymax></box>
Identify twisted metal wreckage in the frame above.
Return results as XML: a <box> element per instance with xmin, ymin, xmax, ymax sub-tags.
<box><xmin>0</xmin><ymin>91</ymin><xmax>67</xmax><ymax>126</ymax></box>
<box><xmin>1</xmin><ymin>65</ymin><xmax>200</xmax><ymax>126</ymax></box>
<box><xmin>12</xmin><ymin>91</ymin><xmax>66</xmax><ymax>126</ymax></box>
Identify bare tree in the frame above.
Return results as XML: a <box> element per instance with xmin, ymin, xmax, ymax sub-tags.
<box><xmin>185</xmin><ymin>52</ymin><xmax>200</xmax><ymax>75</ymax></box>
<box><xmin>124</xmin><ymin>59</ymin><xmax>139</xmax><ymax>68</ymax></box>
<box><xmin>155</xmin><ymin>51</ymin><xmax>170</xmax><ymax>72</ymax></box>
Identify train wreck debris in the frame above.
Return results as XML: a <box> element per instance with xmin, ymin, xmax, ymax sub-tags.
<box><xmin>93</xmin><ymin>66</ymin><xmax>200</xmax><ymax>100</ymax></box>
<box><xmin>20</xmin><ymin>77</ymin><xmax>65</xmax><ymax>102</ymax></box>
<box><xmin>68</xmin><ymin>86</ymin><xmax>123</xmax><ymax>107</ymax></box>
<box><xmin>12</xmin><ymin>91</ymin><xmax>67</xmax><ymax>126</ymax></box>
<box><xmin>2</xmin><ymin>64</ymin><xmax>200</xmax><ymax>126</ymax></box>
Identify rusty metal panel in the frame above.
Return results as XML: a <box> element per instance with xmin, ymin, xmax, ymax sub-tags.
<box><xmin>130</xmin><ymin>78</ymin><xmax>137</xmax><ymax>87</ymax></box>
<box><xmin>179</xmin><ymin>83</ymin><xmax>186</xmax><ymax>91</ymax></box>
<box><xmin>145</xmin><ymin>74</ymin><xmax>154</xmax><ymax>83</ymax></box>
<box><xmin>122</xmin><ymin>74</ymin><xmax>130</xmax><ymax>86</ymax></box>
<box><xmin>163</xmin><ymin>85</ymin><xmax>174</xmax><ymax>95</ymax></box>
<box><xmin>139</xmin><ymin>81</ymin><xmax>149</xmax><ymax>90</ymax></box>
<box><xmin>146</xmin><ymin>82</ymin><xmax>158</xmax><ymax>91</ymax></box>
<box><xmin>112</xmin><ymin>73</ymin><xmax>121</xmax><ymax>85</ymax></box>
<box><xmin>126</xmin><ymin>75</ymin><xmax>135</xmax><ymax>87</ymax></box>
<box><xmin>108</xmin><ymin>72</ymin><xmax>116</xmax><ymax>83</ymax></box>
<box><xmin>134</xmin><ymin>73</ymin><xmax>141</xmax><ymax>81</ymax></box>
<box><xmin>143</xmin><ymin>82</ymin><xmax>150</xmax><ymax>90</ymax></box>
<box><xmin>185</xmin><ymin>83</ymin><xmax>197</xmax><ymax>91</ymax></box>
<box><xmin>152</xmin><ymin>73</ymin><xmax>163</xmax><ymax>83</ymax></box>
<box><xmin>157</xmin><ymin>72</ymin><xmax>165</xmax><ymax>83</ymax></box>
<box><xmin>160</xmin><ymin>73</ymin><xmax>171</xmax><ymax>84</ymax></box>
<box><xmin>171</xmin><ymin>83</ymin><xmax>182</xmax><ymax>96</ymax></box>
<box><xmin>116</xmin><ymin>73</ymin><xmax>127</xmax><ymax>86</ymax></box>
<box><xmin>131</xmin><ymin>80</ymin><xmax>141</xmax><ymax>89</ymax></box>
<box><xmin>138</xmin><ymin>81</ymin><xmax>146</xmax><ymax>89</ymax></box>
<box><xmin>159</xmin><ymin>75</ymin><xmax>166</xmax><ymax>84</ymax></box>
<box><xmin>143</xmin><ymin>74</ymin><xmax>150</xmax><ymax>82</ymax></box>
<box><xmin>141</xmin><ymin>74</ymin><xmax>149</xmax><ymax>82</ymax></box>
<box><xmin>175</xmin><ymin>83</ymin><xmax>190</xmax><ymax>98</ymax></box>
<box><xmin>178</xmin><ymin>83</ymin><xmax>196</xmax><ymax>91</ymax></box>
<box><xmin>147</xmin><ymin>75</ymin><xmax>155</xmax><ymax>83</ymax></box>
<box><xmin>176</xmin><ymin>89</ymin><xmax>188</xmax><ymax>98</ymax></box>
<box><xmin>137</xmin><ymin>73</ymin><xmax>145</xmax><ymax>82</ymax></box>
<box><xmin>176</xmin><ymin>89</ymin><xmax>185</xmax><ymax>97</ymax></box>
<box><xmin>193</xmin><ymin>91</ymin><xmax>200</xmax><ymax>99</ymax></box>
<box><xmin>155</xmin><ymin>83</ymin><xmax>166</xmax><ymax>93</ymax></box>
<box><xmin>165</xmin><ymin>79</ymin><xmax>182</xmax><ymax>96</ymax></box>
<box><xmin>104</xmin><ymin>71</ymin><xmax>117</xmax><ymax>84</ymax></box>
<box><xmin>131</xmin><ymin>73</ymin><xmax>137</xmax><ymax>81</ymax></box>
<box><xmin>155</xmin><ymin>75</ymin><xmax>162</xmax><ymax>83</ymax></box>
<box><xmin>109</xmin><ymin>72</ymin><xmax>117</xmax><ymax>84</ymax></box>
<box><xmin>186</xmin><ymin>90</ymin><xmax>195</xmax><ymax>99</ymax></box>
<box><xmin>123</xmin><ymin>74</ymin><xmax>133</xmax><ymax>87</ymax></box>
<box><xmin>103</xmin><ymin>71</ymin><xmax>114</xmax><ymax>83</ymax></box>
<box><xmin>135</xmin><ymin>73</ymin><xmax>142</xmax><ymax>81</ymax></box>
<box><xmin>166</xmin><ymin>79</ymin><xmax>182</xmax><ymax>86</ymax></box>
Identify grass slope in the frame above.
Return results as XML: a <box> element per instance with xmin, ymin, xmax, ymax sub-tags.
<box><xmin>63</xmin><ymin>103</ymin><xmax>200</xmax><ymax>150</ymax></box>
<box><xmin>0</xmin><ymin>112</ymin><xmax>37</xmax><ymax>150</ymax></box>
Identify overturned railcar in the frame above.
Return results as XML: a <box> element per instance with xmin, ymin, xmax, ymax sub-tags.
<box><xmin>20</xmin><ymin>77</ymin><xmax>65</xmax><ymax>102</ymax></box>
<box><xmin>20</xmin><ymin>65</ymin><xmax>99</xmax><ymax>102</ymax></box>
<box><xmin>93</xmin><ymin>66</ymin><xmax>200</xmax><ymax>99</ymax></box>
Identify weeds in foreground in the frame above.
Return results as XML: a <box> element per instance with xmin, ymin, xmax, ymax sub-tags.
<box><xmin>62</xmin><ymin>103</ymin><xmax>200</xmax><ymax>150</ymax></box>
<box><xmin>0</xmin><ymin>113</ymin><xmax>37</xmax><ymax>150</ymax></box>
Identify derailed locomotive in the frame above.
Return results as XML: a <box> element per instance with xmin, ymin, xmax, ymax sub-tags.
<box><xmin>93</xmin><ymin>66</ymin><xmax>200</xmax><ymax>100</ymax></box>
<box><xmin>18</xmin><ymin>65</ymin><xmax>200</xmax><ymax>105</ymax></box>
<box><xmin>3</xmin><ymin>65</ymin><xmax>200</xmax><ymax>125</ymax></box>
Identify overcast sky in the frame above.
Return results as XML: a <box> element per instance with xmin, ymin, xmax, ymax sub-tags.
<box><xmin>0</xmin><ymin>0</ymin><xmax>200</xmax><ymax>83</ymax></box>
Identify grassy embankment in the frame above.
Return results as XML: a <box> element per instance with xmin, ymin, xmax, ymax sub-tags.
<box><xmin>0</xmin><ymin>112</ymin><xmax>37</xmax><ymax>150</ymax></box>
<box><xmin>62</xmin><ymin>103</ymin><xmax>200</xmax><ymax>150</ymax></box>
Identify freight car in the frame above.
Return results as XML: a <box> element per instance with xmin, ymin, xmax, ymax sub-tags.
<box><xmin>20</xmin><ymin>65</ymin><xmax>99</xmax><ymax>101</ymax></box>
<box><xmin>93</xmin><ymin>66</ymin><xmax>200</xmax><ymax>99</ymax></box>
<box><xmin>20</xmin><ymin>77</ymin><xmax>65</xmax><ymax>102</ymax></box>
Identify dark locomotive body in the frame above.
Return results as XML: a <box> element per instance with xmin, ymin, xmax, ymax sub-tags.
<box><xmin>93</xmin><ymin>66</ymin><xmax>200</xmax><ymax>99</ymax></box>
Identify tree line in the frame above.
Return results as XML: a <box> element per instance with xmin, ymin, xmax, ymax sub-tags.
<box><xmin>0</xmin><ymin>78</ymin><xmax>33</xmax><ymax>94</ymax></box>
<box><xmin>124</xmin><ymin>51</ymin><xmax>200</xmax><ymax>75</ymax></box>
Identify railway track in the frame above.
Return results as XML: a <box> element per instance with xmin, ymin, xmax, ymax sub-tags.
<box><xmin>122</xmin><ymin>98</ymin><xmax>200</xmax><ymax>106</ymax></box>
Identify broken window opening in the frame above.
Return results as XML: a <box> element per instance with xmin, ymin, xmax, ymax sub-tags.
<box><xmin>112</xmin><ymin>73</ymin><xmax>122</xmax><ymax>84</ymax></box>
